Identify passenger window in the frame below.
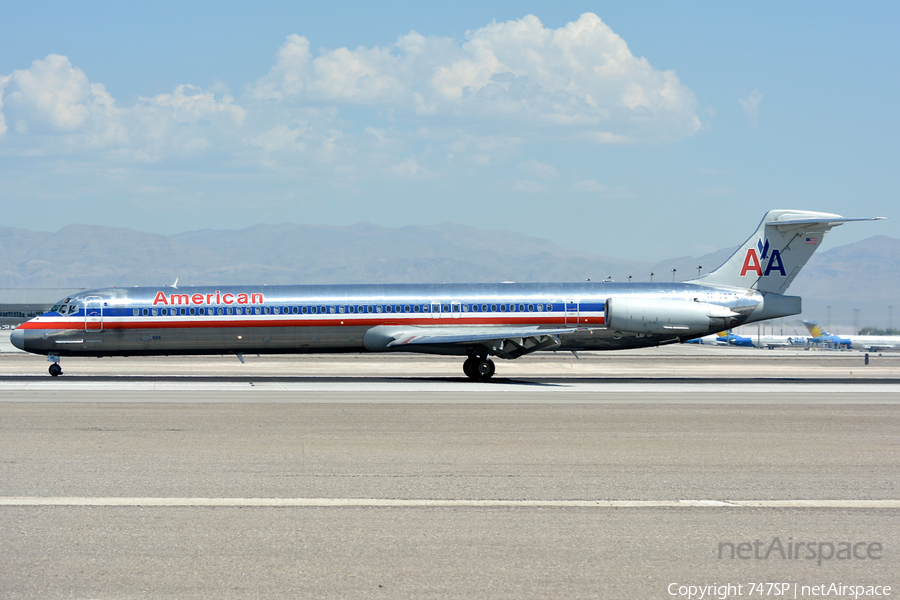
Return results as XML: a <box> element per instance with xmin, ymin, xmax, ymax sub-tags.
<box><xmin>528</xmin><ymin>304</ymin><xmax>534</xmax><ymax>312</ymax></box>
<box><xmin>405</xmin><ymin>305</ymin><xmax>411</xmax><ymax>313</ymax></box>
<box><xmin>546</xmin><ymin>304</ymin><xmax>553</xmax><ymax>311</ymax></box>
<box><xmin>536</xmin><ymin>304</ymin><xmax>543</xmax><ymax>312</ymax></box>
<box><xmin>442</xmin><ymin>304</ymin><xmax>449</xmax><ymax>312</ymax></box>
<box><xmin>142</xmin><ymin>308</ymin><xmax>149</xmax><ymax>316</ymax></box>
<box><xmin>151</xmin><ymin>308</ymin><xmax>158</xmax><ymax>316</ymax></box>
<box><xmin>133</xmin><ymin>308</ymin><xmax>139</xmax><ymax>316</ymax></box>
<box><xmin>422</xmin><ymin>305</ymin><xmax>430</xmax><ymax>313</ymax></box>
<box><xmin>490</xmin><ymin>304</ymin><xmax>496</xmax><ymax>312</ymax></box>
<box><xmin>292</xmin><ymin>306</ymin><xmax>299</xmax><ymax>314</ymax></box>
<box><xmin>273</xmin><ymin>307</ymin><xmax>280</xmax><ymax>315</ymax></box>
<box><xmin>519</xmin><ymin>304</ymin><xmax>525</xmax><ymax>312</ymax></box>
<box><xmin>413</xmin><ymin>305</ymin><xmax>420</xmax><ymax>313</ymax></box>
<box><xmin>375</xmin><ymin>305</ymin><xmax>382</xmax><ymax>313</ymax></box>
<box><xmin>385</xmin><ymin>305</ymin><xmax>393</xmax><ymax>313</ymax></box>
<box><xmin>462</xmin><ymin>304</ymin><xmax>469</xmax><ymax>312</ymax></box>
<box><xmin>301</xmin><ymin>306</ymin><xmax>308</xmax><ymax>314</ymax></box>
<box><xmin>339</xmin><ymin>306</ymin><xmax>346</xmax><ymax>314</ymax></box>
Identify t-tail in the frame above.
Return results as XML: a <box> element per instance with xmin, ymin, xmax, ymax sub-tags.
<box><xmin>690</xmin><ymin>210</ymin><xmax>884</xmax><ymax>293</ymax></box>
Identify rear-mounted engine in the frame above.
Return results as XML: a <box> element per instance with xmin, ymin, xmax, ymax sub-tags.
<box><xmin>605</xmin><ymin>297</ymin><xmax>739</xmax><ymax>335</ymax></box>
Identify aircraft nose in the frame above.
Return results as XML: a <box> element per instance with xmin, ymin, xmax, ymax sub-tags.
<box><xmin>9</xmin><ymin>329</ymin><xmax>26</xmax><ymax>351</ymax></box>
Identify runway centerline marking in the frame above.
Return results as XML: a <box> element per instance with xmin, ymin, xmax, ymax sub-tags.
<box><xmin>1</xmin><ymin>497</ymin><xmax>898</xmax><ymax>508</ymax></box>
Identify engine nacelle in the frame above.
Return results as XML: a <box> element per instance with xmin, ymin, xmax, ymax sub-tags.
<box><xmin>605</xmin><ymin>297</ymin><xmax>739</xmax><ymax>335</ymax></box>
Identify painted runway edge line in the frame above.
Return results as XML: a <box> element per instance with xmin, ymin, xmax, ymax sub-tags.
<box><xmin>1</xmin><ymin>498</ymin><xmax>899</xmax><ymax>508</ymax></box>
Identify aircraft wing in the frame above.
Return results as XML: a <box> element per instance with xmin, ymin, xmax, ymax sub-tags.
<box><xmin>385</xmin><ymin>326</ymin><xmax>586</xmax><ymax>359</ymax></box>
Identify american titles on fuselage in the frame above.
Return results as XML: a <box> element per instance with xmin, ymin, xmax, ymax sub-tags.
<box><xmin>152</xmin><ymin>291</ymin><xmax>264</xmax><ymax>306</ymax></box>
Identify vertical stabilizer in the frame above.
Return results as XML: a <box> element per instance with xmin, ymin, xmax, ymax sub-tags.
<box><xmin>690</xmin><ymin>210</ymin><xmax>884</xmax><ymax>293</ymax></box>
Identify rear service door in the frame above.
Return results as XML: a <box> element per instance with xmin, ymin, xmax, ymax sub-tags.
<box><xmin>564</xmin><ymin>300</ymin><xmax>580</xmax><ymax>325</ymax></box>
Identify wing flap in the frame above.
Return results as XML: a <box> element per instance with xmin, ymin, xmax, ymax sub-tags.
<box><xmin>370</xmin><ymin>325</ymin><xmax>587</xmax><ymax>359</ymax></box>
<box><xmin>388</xmin><ymin>326</ymin><xmax>579</xmax><ymax>347</ymax></box>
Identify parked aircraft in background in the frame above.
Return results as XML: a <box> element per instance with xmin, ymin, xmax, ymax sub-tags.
<box><xmin>12</xmin><ymin>210</ymin><xmax>883</xmax><ymax>377</ymax></box>
<box><xmin>803</xmin><ymin>321</ymin><xmax>900</xmax><ymax>352</ymax></box>
<box><xmin>803</xmin><ymin>321</ymin><xmax>853</xmax><ymax>348</ymax></box>
<box><xmin>756</xmin><ymin>335</ymin><xmax>809</xmax><ymax>349</ymax></box>
<box><xmin>718</xmin><ymin>330</ymin><xmax>754</xmax><ymax>347</ymax></box>
<box><xmin>686</xmin><ymin>330</ymin><xmax>756</xmax><ymax>347</ymax></box>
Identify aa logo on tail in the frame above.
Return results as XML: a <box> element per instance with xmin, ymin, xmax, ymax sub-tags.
<box><xmin>740</xmin><ymin>238</ymin><xmax>786</xmax><ymax>277</ymax></box>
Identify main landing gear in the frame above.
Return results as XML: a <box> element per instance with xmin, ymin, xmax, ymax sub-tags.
<box><xmin>463</xmin><ymin>356</ymin><xmax>495</xmax><ymax>380</ymax></box>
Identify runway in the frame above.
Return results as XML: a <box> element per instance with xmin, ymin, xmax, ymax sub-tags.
<box><xmin>1</xmin><ymin>352</ymin><xmax>898</xmax><ymax>598</ymax></box>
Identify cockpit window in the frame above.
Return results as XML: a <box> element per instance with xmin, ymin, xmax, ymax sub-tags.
<box><xmin>51</xmin><ymin>305</ymin><xmax>61</xmax><ymax>312</ymax></box>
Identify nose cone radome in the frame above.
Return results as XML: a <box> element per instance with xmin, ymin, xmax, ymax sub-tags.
<box><xmin>10</xmin><ymin>329</ymin><xmax>26</xmax><ymax>351</ymax></box>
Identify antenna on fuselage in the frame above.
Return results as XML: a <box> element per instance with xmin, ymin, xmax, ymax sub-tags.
<box><xmin>171</xmin><ymin>278</ymin><xmax>179</xmax><ymax>289</ymax></box>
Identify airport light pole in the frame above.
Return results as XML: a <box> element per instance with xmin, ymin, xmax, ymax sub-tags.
<box><xmin>853</xmin><ymin>308</ymin><xmax>860</xmax><ymax>335</ymax></box>
<box><xmin>696</xmin><ymin>265</ymin><xmax>702</xmax><ymax>277</ymax></box>
<box><xmin>671</xmin><ymin>268</ymin><xmax>677</xmax><ymax>282</ymax></box>
<box><xmin>649</xmin><ymin>272</ymin><xmax>654</xmax><ymax>282</ymax></box>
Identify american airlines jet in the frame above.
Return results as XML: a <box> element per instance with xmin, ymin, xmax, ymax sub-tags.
<box><xmin>11</xmin><ymin>210</ymin><xmax>883</xmax><ymax>378</ymax></box>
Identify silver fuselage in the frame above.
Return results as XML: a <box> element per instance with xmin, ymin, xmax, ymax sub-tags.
<box><xmin>13</xmin><ymin>282</ymin><xmax>798</xmax><ymax>358</ymax></box>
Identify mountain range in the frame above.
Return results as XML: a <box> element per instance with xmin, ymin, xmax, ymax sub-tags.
<box><xmin>1</xmin><ymin>224</ymin><xmax>896</xmax><ymax>329</ymax></box>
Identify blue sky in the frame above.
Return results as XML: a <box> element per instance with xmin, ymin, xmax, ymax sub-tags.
<box><xmin>1</xmin><ymin>1</ymin><xmax>896</xmax><ymax>261</ymax></box>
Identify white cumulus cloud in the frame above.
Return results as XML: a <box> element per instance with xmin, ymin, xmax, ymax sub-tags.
<box><xmin>251</xmin><ymin>13</ymin><xmax>701</xmax><ymax>143</ymax></box>
<box><xmin>0</xmin><ymin>54</ymin><xmax>244</xmax><ymax>159</ymax></box>
<box><xmin>0</xmin><ymin>13</ymin><xmax>702</xmax><ymax>174</ymax></box>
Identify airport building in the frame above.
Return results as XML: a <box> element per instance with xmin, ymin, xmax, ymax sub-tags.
<box><xmin>0</xmin><ymin>289</ymin><xmax>85</xmax><ymax>328</ymax></box>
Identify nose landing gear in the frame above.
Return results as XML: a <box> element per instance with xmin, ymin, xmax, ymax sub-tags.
<box><xmin>47</xmin><ymin>354</ymin><xmax>62</xmax><ymax>377</ymax></box>
<box><xmin>463</xmin><ymin>356</ymin><xmax>495</xmax><ymax>380</ymax></box>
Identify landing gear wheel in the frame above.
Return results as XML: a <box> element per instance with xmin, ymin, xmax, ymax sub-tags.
<box><xmin>49</xmin><ymin>363</ymin><xmax>62</xmax><ymax>377</ymax></box>
<box><xmin>474</xmin><ymin>359</ymin><xmax>495</xmax><ymax>380</ymax></box>
<box><xmin>463</xmin><ymin>357</ymin><xmax>478</xmax><ymax>379</ymax></box>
